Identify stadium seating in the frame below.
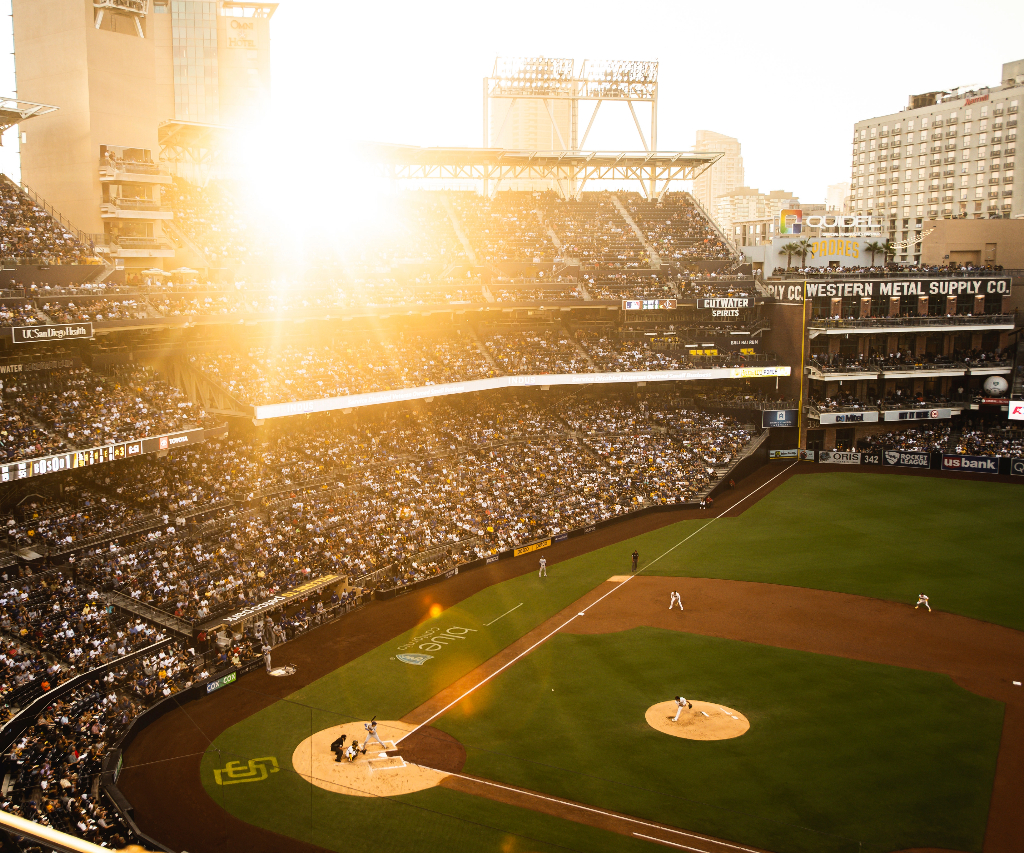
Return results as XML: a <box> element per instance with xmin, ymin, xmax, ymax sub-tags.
<box><xmin>0</xmin><ymin>177</ymin><xmax>99</xmax><ymax>265</ymax></box>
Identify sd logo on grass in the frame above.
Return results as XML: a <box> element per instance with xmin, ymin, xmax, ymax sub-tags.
<box><xmin>213</xmin><ymin>757</ymin><xmax>280</xmax><ymax>785</ymax></box>
<box><xmin>396</xmin><ymin>653</ymin><xmax>433</xmax><ymax>666</ymax></box>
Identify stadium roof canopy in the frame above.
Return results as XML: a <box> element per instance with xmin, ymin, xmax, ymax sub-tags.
<box><xmin>0</xmin><ymin>98</ymin><xmax>58</xmax><ymax>142</ymax></box>
<box><xmin>362</xmin><ymin>144</ymin><xmax>722</xmax><ymax>199</ymax></box>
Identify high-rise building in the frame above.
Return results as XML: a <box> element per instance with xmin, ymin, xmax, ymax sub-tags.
<box><xmin>489</xmin><ymin>99</ymin><xmax>573</xmax><ymax>152</ymax></box>
<box><xmin>12</xmin><ymin>0</ymin><xmax>275</xmax><ymax>268</ymax></box>
<box><xmin>850</xmin><ymin>58</ymin><xmax>1022</xmax><ymax>264</ymax></box>
<box><xmin>714</xmin><ymin>187</ymin><xmax>798</xmax><ymax>236</ymax></box>
<box><xmin>825</xmin><ymin>182</ymin><xmax>851</xmax><ymax>212</ymax></box>
<box><xmin>692</xmin><ymin>131</ymin><xmax>743</xmax><ymax>212</ymax></box>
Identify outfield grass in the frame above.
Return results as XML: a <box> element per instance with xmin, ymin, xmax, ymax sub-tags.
<box><xmin>632</xmin><ymin>472</ymin><xmax>1024</xmax><ymax>631</ymax></box>
<box><xmin>201</xmin><ymin>472</ymin><xmax>1021</xmax><ymax>853</ymax></box>
<box><xmin>433</xmin><ymin>628</ymin><xmax>1003</xmax><ymax>853</ymax></box>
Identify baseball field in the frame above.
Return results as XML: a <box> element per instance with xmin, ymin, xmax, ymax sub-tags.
<box><xmin>120</xmin><ymin>466</ymin><xmax>1024</xmax><ymax>853</ymax></box>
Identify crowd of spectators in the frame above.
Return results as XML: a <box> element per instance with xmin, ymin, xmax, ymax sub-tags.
<box><xmin>162</xmin><ymin>179</ymin><xmax>266</xmax><ymax>267</ymax></box>
<box><xmin>450</xmin><ymin>192</ymin><xmax>556</xmax><ymax>263</ymax></box>
<box><xmin>0</xmin><ymin>303</ymin><xmax>44</xmax><ymax>327</ymax></box>
<box><xmin>858</xmin><ymin>425</ymin><xmax>1024</xmax><ymax>456</ymax></box>
<box><xmin>623</xmin><ymin>192</ymin><xmax>734</xmax><ymax>262</ymax></box>
<box><xmin>0</xmin><ymin>391</ymin><xmax>760</xmax><ymax>628</ymax></box>
<box><xmin>40</xmin><ymin>298</ymin><xmax>151</xmax><ymax>324</ymax></box>
<box><xmin>2</xmin><ymin>363</ymin><xmax>217</xmax><ymax>449</ymax></box>
<box><xmin>0</xmin><ymin>177</ymin><xmax>98</xmax><ymax>265</ymax></box>
<box><xmin>546</xmin><ymin>193</ymin><xmax>648</xmax><ymax>268</ymax></box>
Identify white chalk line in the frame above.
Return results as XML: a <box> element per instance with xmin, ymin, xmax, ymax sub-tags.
<box><xmin>434</xmin><ymin>769</ymin><xmax>760</xmax><ymax>853</ymax></box>
<box><xmin>484</xmin><ymin>602</ymin><xmax>523</xmax><ymax>627</ymax></box>
<box><xmin>396</xmin><ymin>461</ymin><xmax>798</xmax><ymax>746</ymax></box>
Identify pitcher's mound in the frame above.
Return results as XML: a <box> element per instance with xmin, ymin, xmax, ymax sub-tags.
<box><xmin>646</xmin><ymin>700</ymin><xmax>749</xmax><ymax>740</ymax></box>
<box><xmin>292</xmin><ymin>720</ymin><xmax>463</xmax><ymax>798</ymax></box>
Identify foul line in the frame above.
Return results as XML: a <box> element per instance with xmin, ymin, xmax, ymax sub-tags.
<box><xmin>484</xmin><ymin>602</ymin><xmax>523</xmax><ymax>626</ymax></box>
<box><xmin>396</xmin><ymin>461</ymin><xmax>799</xmax><ymax>746</ymax></box>
<box><xmin>438</xmin><ymin>769</ymin><xmax>760</xmax><ymax>853</ymax></box>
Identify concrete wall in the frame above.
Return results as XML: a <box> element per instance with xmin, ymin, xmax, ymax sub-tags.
<box><xmin>920</xmin><ymin>220</ymin><xmax>1024</xmax><ymax>268</ymax></box>
<box><xmin>14</xmin><ymin>0</ymin><xmax>164</xmax><ymax>236</ymax></box>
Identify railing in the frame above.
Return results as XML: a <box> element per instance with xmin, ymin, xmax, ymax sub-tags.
<box><xmin>98</xmin><ymin>157</ymin><xmax>168</xmax><ymax>177</ymax></box>
<box><xmin>808</xmin><ymin>314</ymin><xmax>1014</xmax><ymax>330</ymax></box>
<box><xmin>111</xmin><ymin>236</ymin><xmax>173</xmax><ymax>249</ymax></box>
<box><xmin>768</xmin><ymin>269</ymin><xmax>1020</xmax><ymax>280</ymax></box>
<box><xmin>105</xmin><ymin>198</ymin><xmax>164</xmax><ymax>211</ymax></box>
<box><xmin>4</xmin><ymin>176</ymin><xmax>98</xmax><ymax>253</ymax></box>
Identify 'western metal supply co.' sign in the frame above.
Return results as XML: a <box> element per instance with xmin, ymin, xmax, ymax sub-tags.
<box><xmin>12</xmin><ymin>322</ymin><xmax>92</xmax><ymax>344</ymax></box>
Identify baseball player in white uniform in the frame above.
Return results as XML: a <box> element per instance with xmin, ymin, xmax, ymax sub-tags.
<box><xmin>363</xmin><ymin>719</ymin><xmax>386</xmax><ymax>749</ymax></box>
<box><xmin>668</xmin><ymin>591</ymin><xmax>683</xmax><ymax>610</ymax></box>
<box><xmin>915</xmin><ymin>594</ymin><xmax>931</xmax><ymax>612</ymax></box>
<box><xmin>538</xmin><ymin>556</ymin><xmax>547</xmax><ymax>577</ymax></box>
<box><xmin>672</xmin><ymin>696</ymin><xmax>692</xmax><ymax>721</ymax></box>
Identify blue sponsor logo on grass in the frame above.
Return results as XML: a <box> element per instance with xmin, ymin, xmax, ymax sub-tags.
<box><xmin>397</xmin><ymin>653</ymin><xmax>433</xmax><ymax>666</ymax></box>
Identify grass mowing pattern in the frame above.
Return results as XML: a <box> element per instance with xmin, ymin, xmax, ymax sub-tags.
<box><xmin>434</xmin><ymin>628</ymin><xmax>1002</xmax><ymax>853</ymax></box>
<box><xmin>201</xmin><ymin>473</ymin><xmax>1020</xmax><ymax>853</ymax></box>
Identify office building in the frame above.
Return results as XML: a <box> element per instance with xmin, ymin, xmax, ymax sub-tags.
<box><xmin>692</xmin><ymin>130</ymin><xmax>743</xmax><ymax>213</ymax></box>
<box><xmin>11</xmin><ymin>0</ymin><xmax>275</xmax><ymax>266</ymax></box>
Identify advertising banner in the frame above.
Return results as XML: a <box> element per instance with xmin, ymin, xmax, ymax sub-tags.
<box><xmin>1011</xmin><ymin>458</ymin><xmax>1024</xmax><ymax>476</ymax></box>
<box><xmin>882</xmin><ymin>450</ymin><xmax>931</xmax><ymax>469</ymax></box>
<box><xmin>762</xmin><ymin>410</ymin><xmax>798</xmax><ymax>428</ymax></box>
<box><xmin>513</xmin><ymin>539</ymin><xmax>551</xmax><ymax>558</ymax></box>
<box><xmin>696</xmin><ymin>297</ymin><xmax>750</xmax><ymax>318</ymax></box>
<box><xmin>941</xmin><ymin>454</ymin><xmax>1000</xmax><ymax>474</ymax></box>
<box><xmin>763</xmin><ymin>277</ymin><xmax>1011</xmax><ymax>304</ymax></box>
<box><xmin>12</xmin><ymin>322</ymin><xmax>92</xmax><ymax>344</ymax></box>
<box><xmin>818</xmin><ymin>451</ymin><xmax>862</xmax><ymax>464</ymax></box>
<box><xmin>818</xmin><ymin>411</ymin><xmax>879</xmax><ymax>425</ymax></box>
<box><xmin>222</xmin><ymin>574</ymin><xmax>342</xmax><ymax>625</ymax></box>
<box><xmin>883</xmin><ymin>409</ymin><xmax>952</xmax><ymax>422</ymax></box>
<box><xmin>205</xmin><ymin>671</ymin><xmax>237</xmax><ymax>694</ymax></box>
<box><xmin>768</xmin><ymin>449</ymin><xmax>799</xmax><ymax>459</ymax></box>
<box><xmin>1010</xmin><ymin>402</ymin><xmax>1024</xmax><ymax>421</ymax></box>
<box><xmin>0</xmin><ymin>424</ymin><xmax>225</xmax><ymax>483</ymax></box>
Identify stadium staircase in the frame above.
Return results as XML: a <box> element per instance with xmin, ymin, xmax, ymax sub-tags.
<box><xmin>108</xmin><ymin>592</ymin><xmax>193</xmax><ymax>639</ymax></box>
<box><xmin>466</xmin><ymin>324</ymin><xmax>502</xmax><ymax>370</ymax></box>
<box><xmin>612</xmin><ymin>194</ymin><xmax>661</xmax><ymax>269</ymax></box>
<box><xmin>562</xmin><ymin>321</ymin><xmax>598</xmax><ymax>370</ymax></box>
<box><xmin>440</xmin><ymin>194</ymin><xmax>480</xmax><ymax>266</ymax></box>
<box><xmin>170</xmin><ymin>357</ymin><xmax>255</xmax><ymax>419</ymax></box>
<box><xmin>684</xmin><ymin>191</ymin><xmax>744</xmax><ymax>261</ymax></box>
<box><xmin>162</xmin><ymin>217</ymin><xmax>213</xmax><ymax>270</ymax></box>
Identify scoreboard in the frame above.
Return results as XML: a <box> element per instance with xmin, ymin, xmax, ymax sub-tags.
<box><xmin>621</xmin><ymin>299</ymin><xmax>677</xmax><ymax>311</ymax></box>
<box><xmin>0</xmin><ymin>425</ymin><xmax>226</xmax><ymax>482</ymax></box>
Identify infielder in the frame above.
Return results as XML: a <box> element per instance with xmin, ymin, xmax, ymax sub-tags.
<box><xmin>538</xmin><ymin>556</ymin><xmax>547</xmax><ymax>577</ymax></box>
<box><xmin>669</xmin><ymin>591</ymin><xmax>684</xmax><ymax>610</ymax></box>
<box><xmin>363</xmin><ymin>719</ymin><xmax>386</xmax><ymax>749</ymax></box>
<box><xmin>672</xmin><ymin>696</ymin><xmax>692</xmax><ymax>722</ymax></box>
<box><xmin>915</xmin><ymin>594</ymin><xmax>931</xmax><ymax>612</ymax></box>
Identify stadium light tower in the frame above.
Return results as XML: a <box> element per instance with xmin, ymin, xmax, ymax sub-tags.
<box><xmin>483</xmin><ymin>57</ymin><xmax>658</xmax><ymax>194</ymax></box>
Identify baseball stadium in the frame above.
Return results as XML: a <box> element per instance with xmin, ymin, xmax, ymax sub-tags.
<box><xmin>0</xmin><ymin>3</ymin><xmax>1020</xmax><ymax>853</ymax></box>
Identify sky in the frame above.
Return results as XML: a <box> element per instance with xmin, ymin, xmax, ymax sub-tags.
<box><xmin>1</xmin><ymin>0</ymin><xmax>1024</xmax><ymax>204</ymax></box>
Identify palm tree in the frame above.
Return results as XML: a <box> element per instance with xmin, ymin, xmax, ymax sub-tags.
<box><xmin>863</xmin><ymin>241</ymin><xmax>885</xmax><ymax>267</ymax></box>
<box><xmin>780</xmin><ymin>242</ymin><xmax>800</xmax><ymax>270</ymax></box>
<box><xmin>882</xmin><ymin>239</ymin><xmax>896</xmax><ymax>266</ymax></box>
<box><xmin>796</xmin><ymin>238</ymin><xmax>814</xmax><ymax>268</ymax></box>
